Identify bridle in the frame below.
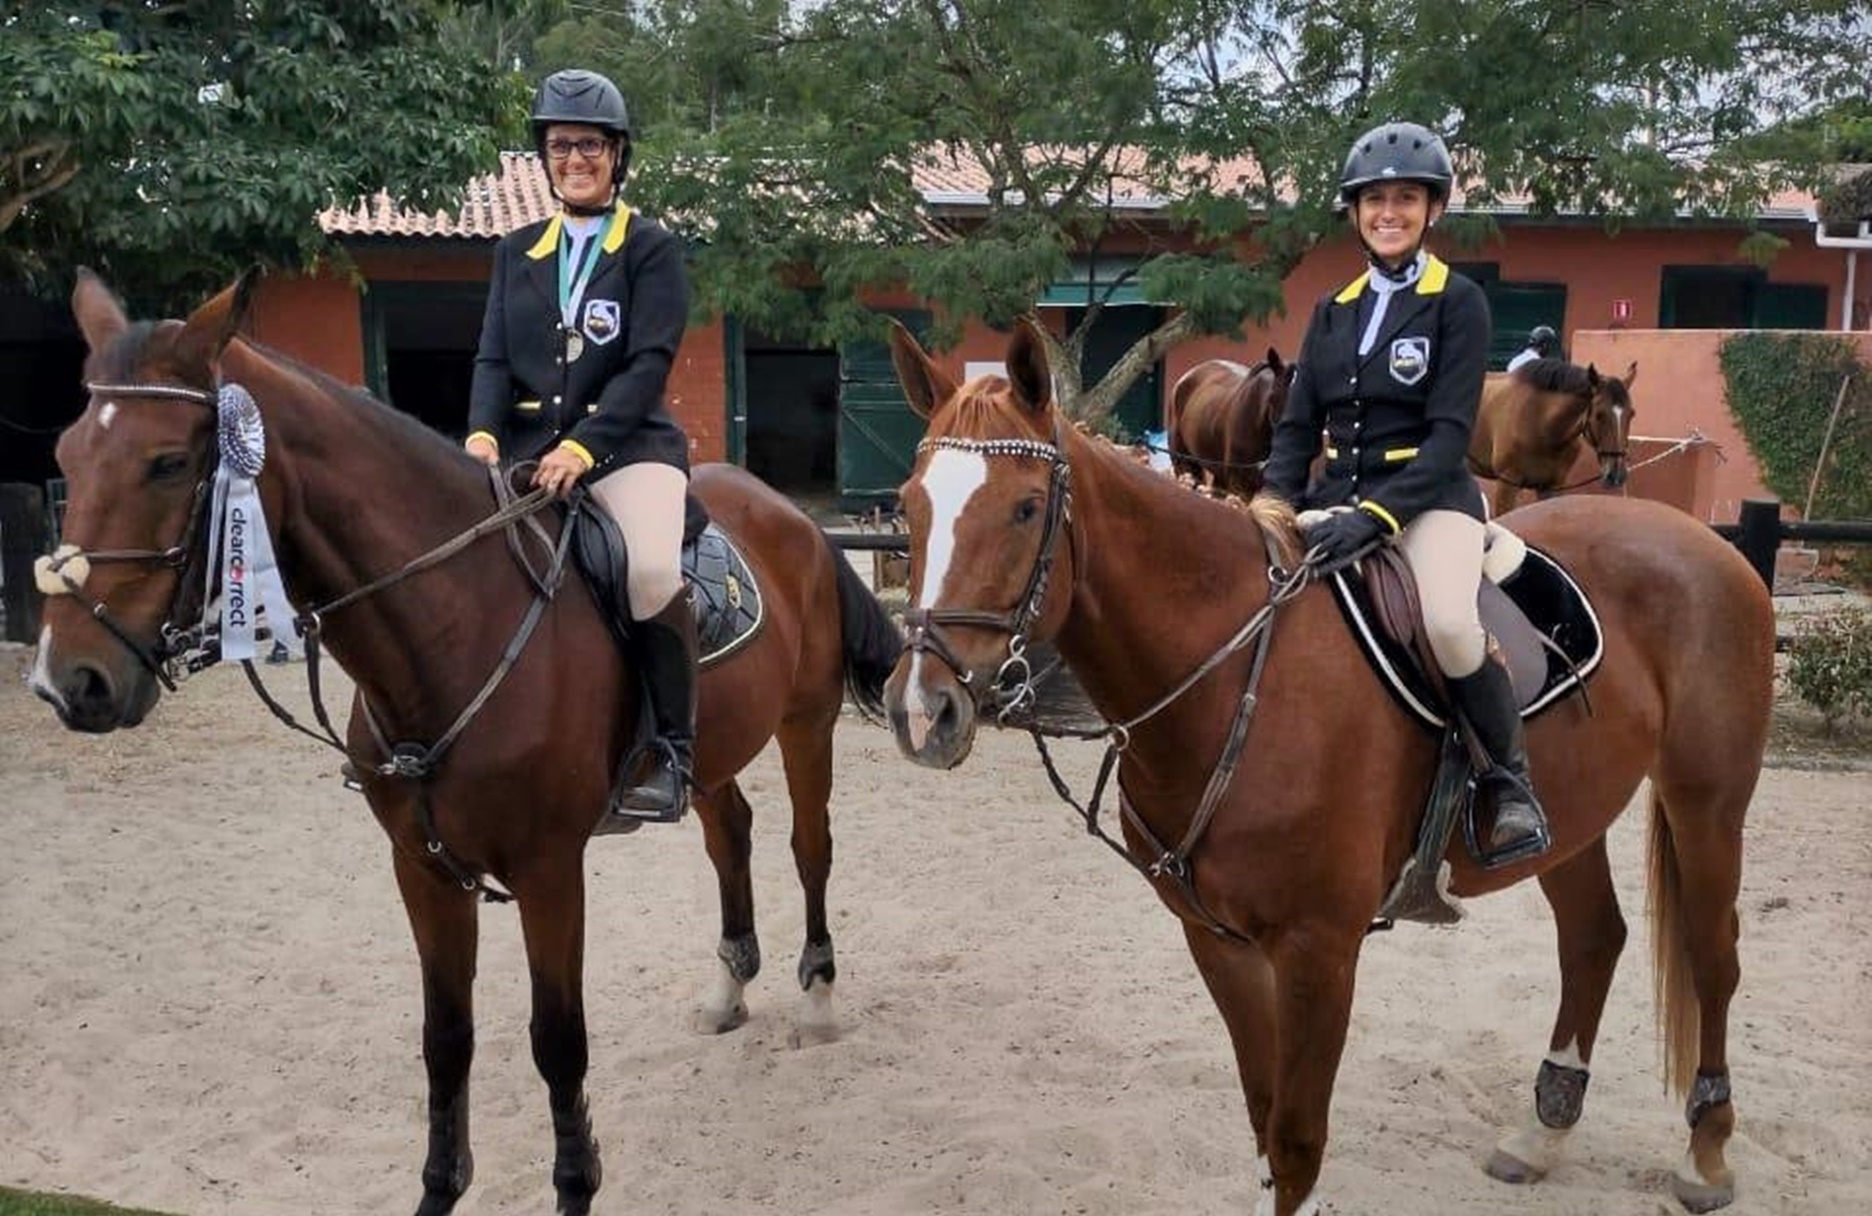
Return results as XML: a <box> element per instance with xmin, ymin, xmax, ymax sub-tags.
<box><xmin>898</xmin><ymin>424</ymin><xmax>1073</xmax><ymax>723</ymax></box>
<box><xmin>36</xmin><ymin>382</ymin><xmax>222</xmax><ymax>691</ymax></box>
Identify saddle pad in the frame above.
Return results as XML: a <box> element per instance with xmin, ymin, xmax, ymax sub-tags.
<box><xmin>1328</xmin><ymin>544</ymin><xmax>1604</xmax><ymax>732</ymax></box>
<box><xmin>570</xmin><ymin>501</ymin><xmax>764</xmax><ymax>667</ymax></box>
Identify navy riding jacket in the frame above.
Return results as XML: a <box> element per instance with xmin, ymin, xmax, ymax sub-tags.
<box><xmin>468</xmin><ymin>202</ymin><xmax>690</xmax><ymax>474</ymax></box>
<box><xmin>1262</xmin><ymin>255</ymin><xmax>1491</xmax><ymax>532</ymax></box>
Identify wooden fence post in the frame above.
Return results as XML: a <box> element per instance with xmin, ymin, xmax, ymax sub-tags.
<box><xmin>0</xmin><ymin>482</ymin><xmax>49</xmax><ymax>642</ymax></box>
<box><xmin>1736</xmin><ymin>498</ymin><xmax>1780</xmax><ymax>592</ymax></box>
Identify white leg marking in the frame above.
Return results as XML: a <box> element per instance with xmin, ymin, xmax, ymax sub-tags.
<box><xmin>789</xmin><ymin>975</ymin><xmax>838</xmax><ymax>1048</ymax></box>
<box><xmin>1547</xmin><ymin>1039</ymin><xmax>1586</xmax><ymax>1071</ymax></box>
<box><xmin>901</xmin><ymin>449</ymin><xmax>987</xmax><ymax>747</ymax></box>
<box><xmin>695</xmin><ymin>957</ymin><xmax>748</xmax><ymax>1034</ymax></box>
<box><xmin>28</xmin><ymin>626</ymin><xmax>67</xmax><ymax>714</ymax></box>
<box><xmin>1252</xmin><ymin>1155</ymin><xmax>1274</xmax><ymax>1216</ymax></box>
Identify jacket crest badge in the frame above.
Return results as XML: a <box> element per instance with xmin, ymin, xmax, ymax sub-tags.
<box><xmin>582</xmin><ymin>299</ymin><xmax>621</xmax><ymax>346</ymax></box>
<box><xmin>1389</xmin><ymin>336</ymin><xmax>1430</xmax><ymax>386</ymax></box>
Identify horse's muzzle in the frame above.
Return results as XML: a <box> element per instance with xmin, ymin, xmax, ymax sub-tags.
<box><xmin>1601</xmin><ymin>459</ymin><xmax>1630</xmax><ymax>489</ymax></box>
<box><xmin>884</xmin><ymin>656</ymin><xmax>977</xmax><ymax>770</ymax></box>
<box><xmin>31</xmin><ymin>642</ymin><xmax>159</xmax><ymax>734</ymax></box>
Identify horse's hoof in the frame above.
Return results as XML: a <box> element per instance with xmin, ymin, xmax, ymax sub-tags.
<box><xmin>1484</xmin><ymin>1148</ymin><xmax>1546</xmax><ymax>1185</ymax></box>
<box><xmin>1672</xmin><ymin>1174</ymin><xmax>1735</xmax><ymax>1212</ymax></box>
<box><xmin>695</xmin><ymin>1001</ymin><xmax>748</xmax><ymax>1035</ymax></box>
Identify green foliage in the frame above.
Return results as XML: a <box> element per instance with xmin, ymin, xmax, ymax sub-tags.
<box><xmin>535</xmin><ymin>0</ymin><xmax>1864</xmax><ymax>425</ymax></box>
<box><xmin>1720</xmin><ymin>333</ymin><xmax>1872</xmax><ymax>519</ymax></box>
<box><xmin>1786</xmin><ymin>607</ymin><xmax>1872</xmax><ymax>729</ymax></box>
<box><xmin>0</xmin><ymin>1187</ymin><xmax>183</xmax><ymax>1216</ymax></box>
<box><xmin>1</xmin><ymin>2</ymin><xmax>510</xmax><ymax>311</ymax></box>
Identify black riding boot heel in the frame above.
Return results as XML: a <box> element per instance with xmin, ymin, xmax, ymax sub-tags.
<box><xmin>1449</xmin><ymin>660</ymin><xmax>1551</xmax><ymax>867</ymax></box>
<box><xmin>610</xmin><ymin>589</ymin><xmax>698</xmax><ymax>826</ymax></box>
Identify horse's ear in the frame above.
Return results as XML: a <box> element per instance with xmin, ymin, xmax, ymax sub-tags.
<box><xmin>174</xmin><ymin>267</ymin><xmax>262</xmax><ymax>379</ymax></box>
<box><xmin>71</xmin><ymin>267</ymin><xmax>128</xmax><ymax>354</ymax></box>
<box><xmin>1622</xmin><ymin>361</ymin><xmax>1638</xmax><ymax>390</ymax></box>
<box><xmin>887</xmin><ymin>319</ymin><xmax>956</xmax><ymax>420</ymax></box>
<box><xmin>1265</xmin><ymin>346</ymin><xmax>1284</xmax><ymax>374</ymax></box>
<box><xmin>1006</xmin><ymin>319</ymin><xmax>1052</xmax><ymax>415</ymax></box>
<box><xmin>1585</xmin><ymin>363</ymin><xmax>1601</xmax><ymax>388</ymax></box>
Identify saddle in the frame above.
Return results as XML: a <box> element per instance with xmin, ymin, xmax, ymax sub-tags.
<box><xmin>1327</xmin><ymin>524</ymin><xmax>1604</xmax><ymax>925</ymax></box>
<box><xmin>568</xmin><ymin>489</ymin><xmax>765</xmax><ymax>668</ymax></box>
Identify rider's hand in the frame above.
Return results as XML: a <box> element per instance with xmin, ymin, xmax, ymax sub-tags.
<box><xmin>533</xmin><ymin>444</ymin><xmax>591</xmax><ymax>500</ymax></box>
<box><xmin>1303</xmin><ymin>507</ymin><xmax>1387</xmax><ymax>565</ymax></box>
<box><xmin>464</xmin><ymin>435</ymin><xmax>500</xmax><ymax>466</ymax></box>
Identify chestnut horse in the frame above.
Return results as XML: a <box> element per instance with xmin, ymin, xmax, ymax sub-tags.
<box><xmin>31</xmin><ymin>272</ymin><xmax>903</xmax><ymax>1216</ymax></box>
<box><xmin>1166</xmin><ymin>351</ymin><xmax>1292</xmax><ymax>496</ymax></box>
<box><xmin>883</xmin><ymin>321</ymin><xmax>1770</xmax><ymax>1216</ymax></box>
<box><xmin>1469</xmin><ymin>357</ymin><xmax>1639</xmax><ymax>518</ymax></box>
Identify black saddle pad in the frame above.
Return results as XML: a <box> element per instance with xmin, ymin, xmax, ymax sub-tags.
<box><xmin>1328</xmin><ymin>544</ymin><xmax>1604</xmax><ymax>732</ymax></box>
<box><xmin>570</xmin><ymin>494</ymin><xmax>764</xmax><ymax>667</ymax></box>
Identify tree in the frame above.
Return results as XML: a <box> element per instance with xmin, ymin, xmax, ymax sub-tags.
<box><xmin>1</xmin><ymin>2</ymin><xmax>515</xmax><ymax>310</ymax></box>
<box><xmin>558</xmin><ymin>0</ymin><xmax>1863</xmax><ymax>428</ymax></box>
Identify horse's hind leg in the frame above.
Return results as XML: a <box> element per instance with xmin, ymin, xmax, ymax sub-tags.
<box><xmin>694</xmin><ymin>780</ymin><xmax>759</xmax><ymax>1034</ymax></box>
<box><xmin>1183</xmin><ymin>925</ymin><xmax>1278</xmax><ymax>1204</ymax></box>
<box><xmin>393</xmin><ymin>849</ymin><xmax>480</xmax><ymax>1216</ymax></box>
<box><xmin>778</xmin><ymin>715</ymin><xmax>840</xmax><ymax>1047</ymax></box>
<box><xmin>513</xmin><ymin>856</ymin><xmax>601</xmax><ymax>1216</ymax></box>
<box><xmin>1486</xmin><ymin>837</ymin><xmax>1628</xmax><ymax>1186</ymax></box>
<box><xmin>1649</xmin><ymin>775</ymin><xmax>1752</xmax><ymax>1213</ymax></box>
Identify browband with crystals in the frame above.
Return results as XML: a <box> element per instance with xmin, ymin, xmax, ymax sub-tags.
<box><xmin>916</xmin><ymin>435</ymin><xmax>1060</xmax><ymax>461</ymax></box>
<box><xmin>85</xmin><ymin>381</ymin><xmax>217</xmax><ymax>405</ymax></box>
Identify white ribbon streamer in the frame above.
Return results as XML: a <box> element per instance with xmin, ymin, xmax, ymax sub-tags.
<box><xmin>203</xmin><ymin>384</ymin><xmax>300</xmax><ymax>661</ymax></box>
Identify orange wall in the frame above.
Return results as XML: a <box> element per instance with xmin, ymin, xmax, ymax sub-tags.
<box><xmin>249</xmin><ymin>272</ymin><xmax>367</xmax><ymax>384</ymax></box>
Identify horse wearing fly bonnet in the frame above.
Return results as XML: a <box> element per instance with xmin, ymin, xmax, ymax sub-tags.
<box><xmin>31</xmin><ymin>272</ymin><xmax>903</xmax><ymax>1216</ymax></box>
<box><xmin>883</xmin><ymin>320</ymin><xmax>1770</xmax><ymax>1216</ymax></box>
<box><xmin>1469</xmin><ymin>358</ymin><xmax>1638</xmax><ymax>518</ymax></box>
<box><xmin>1166</xmin><ymin>352</ymin><xmax>1293</xmax><ymax>497</ymax></box>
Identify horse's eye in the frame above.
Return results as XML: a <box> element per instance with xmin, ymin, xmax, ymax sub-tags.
<box><xmin>1014</xmin><ymin>496</ymin><xmax>1042</xmax><ymax>525</ymax></box>
<box><xmin>147</xmin><ymin>452</ymin><xmax>192</xmax><ymax>483</ymax></box>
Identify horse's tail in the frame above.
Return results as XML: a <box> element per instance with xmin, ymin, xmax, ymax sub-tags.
<box><xmin>822</xmin><ymin>531</ymin><xmax>903</xmax><ymax>723</ymax></box>
<box><xmin>1647</xmin><ymin>787</ymin><xmax>1700</xmax><ymax>1098</ymax></box>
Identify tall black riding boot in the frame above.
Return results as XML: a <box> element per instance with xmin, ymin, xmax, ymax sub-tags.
<box><xmin>1449</xmin><ymin>659</ymin><xmax>1551</xmax><ymax>865</ymax></box>
<box><xmin>610</xmin><ymin>588</ymin><xmax>698</xmax><ymax>825</ymax></box>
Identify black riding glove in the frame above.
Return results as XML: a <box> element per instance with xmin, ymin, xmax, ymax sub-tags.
<box><xmin>1303</xmin><ymin>508</ymin><xmax>1387</xmax><ymax>566</ymax></box>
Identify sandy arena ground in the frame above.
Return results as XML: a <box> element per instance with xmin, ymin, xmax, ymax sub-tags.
<box><xmin>1</xmin><ymin>648</ymin><xmax>1867</xmax><ymax>1215</ymax></box>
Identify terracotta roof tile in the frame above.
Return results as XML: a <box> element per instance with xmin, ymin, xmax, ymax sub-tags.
<box><xmin>319</xmin><ymin>149</ymin><xmax>1824</xmax><ymax>239</ymax></box>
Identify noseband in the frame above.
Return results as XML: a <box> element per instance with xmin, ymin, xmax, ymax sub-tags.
<box><xmin>899</xmin><ymin>428</ymin><xmax>1072</xmax><ymax>722</ymax></box>
<box><xmin>34</xmin><ymin>381</ymin><xmax>221</xmax><ymax>690</ymax></box>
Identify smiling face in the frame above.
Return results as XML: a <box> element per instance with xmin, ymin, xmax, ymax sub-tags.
<box><xmin>542</xmin><ymin>122</ymin><xmax>617</xmax><ymax>210</ymax></box>
<box><xmin>1353</xmin><ymin>180</ymin><xmax>1444</xmax><ymax>269</ymax></box>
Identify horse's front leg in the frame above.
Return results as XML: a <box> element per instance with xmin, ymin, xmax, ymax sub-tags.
<box><xmin>392</xmin><ymin>848</ymin><xmax>480</xmax><ymax>1216</ymax></box>
<box><xmin>1262</xmin><ymin>925</ymin><xmax>1365</xmax><ymax>1216</ymax></box>
<box><xmin>513</xmin><ymin>853</ymin><xmax>602</xmax><ymax>1215</ymax></box>
<box><xmin>1487</xmin><ymin>839</ymin><xmax>1627</xmax><ymax>1186</ymax></box>
<box><xmin>1182</xmin><ymin>924</ymin><xmax>1277</xmax><ymax>1204</ymax></box>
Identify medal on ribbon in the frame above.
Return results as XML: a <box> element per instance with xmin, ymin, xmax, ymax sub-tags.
<box><xmin>565</xmin><ymin>327</ymin><xmax>585</xmax><ymax>363</ymax></box>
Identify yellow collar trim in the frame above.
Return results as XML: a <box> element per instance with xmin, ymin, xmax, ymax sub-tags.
<box><xmin>1332</xmin><ymin>254</ymin><xmax>1450</xmax><ymax>303</ymax></box>
<box><xmin>525</xmin><ymin>202</ymin><xmax>633</xmax><ymax>260</ymax></box>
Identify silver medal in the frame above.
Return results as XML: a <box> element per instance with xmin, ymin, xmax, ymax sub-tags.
<box><xmin>566</xmin><ymin>330</ymin><xmax>585</xmax><ymax>362</ymax></box>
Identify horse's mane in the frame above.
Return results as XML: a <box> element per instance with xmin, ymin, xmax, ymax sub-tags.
<box><xmin>1513</xmin><ymin>358</ymin><xmax>1592</xmax><ymax>395</ymax></box>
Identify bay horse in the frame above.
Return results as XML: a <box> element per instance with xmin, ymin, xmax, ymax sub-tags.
<box><xmin>31</xmin><ymin>272</ymin><xmax>903</xmax><ymax>1216</ymax></box>
<box><xmin>1469</xmin><ymin>357</ymin><xmax>1638</xmax><ymax>518</ymax></box>
<box><xmin>1166</xmin><ymin>351</ymin><xmax>1292</xmax><ymax>496</ymax></box>
<box><xmin>883</xmin><ymin>320</ymin><xmax>1770</xmax><ymax>1215</ymax></box>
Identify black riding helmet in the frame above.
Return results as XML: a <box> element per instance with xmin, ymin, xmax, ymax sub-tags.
<box><xmin>1528</xmin><ymin>325</ymin><xmax>1560</xmax><ymax>353</ymax></box>
<box><xmin>1338</xmin><ymin>121</ymin><xmax>1454</xmax><ymax>207</ymax></box>
<box><xmin>531</xmin><ymin>69</ymin><xmax>632</xmax><ymax>186</ymax></box>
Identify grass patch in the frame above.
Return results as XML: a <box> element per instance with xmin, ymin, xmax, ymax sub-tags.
<box><xmin>0</xmin><ymin>1189</ymin><xmax>184</xmax><ymax>1216</ymax></box>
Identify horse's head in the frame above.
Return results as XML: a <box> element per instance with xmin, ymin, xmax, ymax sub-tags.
<box><xmin>883</xmin><ymin>319</ymin><xmax>1077</xmax><ymax>769</ymax></box>
<box><xmin>1583</xmin><ymin>361</ymin><xmax>1638</xmax><ymax>489</ymax></box>
<box><xmin>29</xmin><ymin>270</ymin><xmax>255</xmax><ymax>732</ymax></box>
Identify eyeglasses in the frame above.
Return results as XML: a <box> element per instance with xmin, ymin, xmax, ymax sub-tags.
<box><xmin>544</xmin><ymin>137</ymin><xmax>611</xmax><ymax>161</ymax></box>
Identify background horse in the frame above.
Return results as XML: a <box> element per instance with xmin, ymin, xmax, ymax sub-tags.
<box><xmin>32</xmin><ymin>272</ymin><xmax>902</xmax><ymax>1216</ymax></box>
<box><xmin>1469</xmin><ymin>357</ymin><xmax>1638</xmax><ymax>517</ymax></box>
<box><xmin>1166</xmin><ymin>351</ymin><xmax>1292</xmax><ymax>496</ymax></box>
<box><xmin>883</xmin><ymin>321</ymin><xmax>1770</xmax><ymax>1216</ymax></box>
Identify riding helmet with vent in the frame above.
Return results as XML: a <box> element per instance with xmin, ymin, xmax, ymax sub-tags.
<box><xmin>1528</xmin><ymin>325</ymin><xmax>1560</xmax><ymax>353</ymax></box>
<box><xmin>1338</xmin><ymin>121</ymin><xmax>1454</xmax><ymax>206</ymax></box>
<box><xmin>531</xmin><ymin>69</ymin><xmax>632</xmax><ymax>183</ymax></box>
